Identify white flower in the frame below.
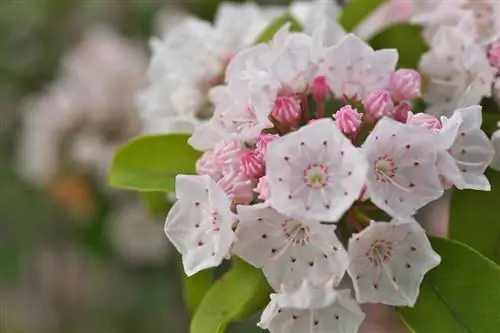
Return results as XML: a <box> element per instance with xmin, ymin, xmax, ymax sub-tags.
<box><xmin>347</xmin><ymin>219</ymin><xmax>441</xmax><ymax>307</ymax></box>
<box><xmin>233</xmin><ymin>204</ymin><xmax>348</xmax><ymax>290</ymax></box>
<box><xmin>362</xmin><ymin>117</ymin><xmax>443</xmax><ymax>218</ymax></box>
<box><xmin>439</xmin><ymin>106</ymin><xmax>494</xmax><ymax>190</ymax></box>
<box><xmin>164</xmin><ymin>175</ymin><xmax>236</xmax><ymax>276</ymax></box>
<box><xmin>419</xmin><ymin>25</ymin><xmax>495</xmax><ymax>117</ymax></box>
<box><xmin>324</xmin><ymin>34</ymin><xmax>398</xmax><ymax>100</ymax></box>
<box><xmin>266</xmin><ymin>118</ymin><xmax>368</xmax><ymax>222</ymax></box>
<box><xmin>258</xmin><ymin>280</ymin><xmax>365</xmax><ymax>333</ymax></box>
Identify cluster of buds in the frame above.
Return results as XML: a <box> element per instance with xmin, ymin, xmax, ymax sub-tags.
<box><xmin>165</xmin><ymin>23</ymin><xmax>494</xmax><ymax>332</ymax></box>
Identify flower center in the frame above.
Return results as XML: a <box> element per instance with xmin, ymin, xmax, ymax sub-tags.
<box><xmin>282</xmin><ymin>221</ymin><xmax>311</xmax><ymax>246</ymax></box>
<box><xmin>303</xmin><ymin>164</ymin><xmax>329</xmax><ymax>188</ymax></box>
<box><xmin>367</xmin><ymin>239</ymin><xmax>393</xmax><ymax>265</ymax></box>
<box><xmin>374</xmin><ymin>155</ymin><xmax>397</xmax><ymax>181</ymax></box>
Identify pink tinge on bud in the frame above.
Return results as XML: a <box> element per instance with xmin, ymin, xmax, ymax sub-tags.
<box><xmin>212</xmin><ymin>140</ymin><xmax>248</xmax><ymax>170</ymax></box>
<box><xmin>389</xmin><ymin>69</ymin><xmax>421</xmax><ymax>102</ymax></box>
<box><xmin>309</xmin><ymin>76</ymin><xmax>330</xmax><ymax>103</ymax></box>
<box><xmin>255</xmin><ymin>176</ymin><xmax>270</xmax><ymax>201</ymax></box>
<box><xmin>217</xmin><ymin>170</ymin><xmax>255</xmax><ymax>205</ymax></box>
<box><xmin>393</xmin><ymin>102</ymin><xmax>411</xmax><ymax>123</ymax></box>
<box><xmin>240</xmin><ymin>151</ymin><xmax>265</xmax><ymax>179</ymax></box>
<box><xmin>196</xmin><ymin>151</ymin><xmax>222</xmax><ymax>181</ymax></box>
<box><xmin>488</xmin><ymin>42</ymin><xmax>500</xmax><ymax>70</ymax></box>
<box><xmin>334</xmin><ymin>105</ymin><xmax>362</xmax><ymax>135</ymax></box>
<box><xmin>271</xmin><ymin>96</ymin><xmax>301</xmax><ymax>127</ymax></box>
<box><xmin>255</xmin><ymin>134</ymin><xmax>279</xmax><ymax>158</ymax></box>
<box><xmin>363</xmin><ymin>90</ymin><xmax>394</xmax><ymax>121</ymax></box>
<box><xmin>406</xmin><ymin>112</ymin><xmax>442</xmax><ymax>132</ymax></box>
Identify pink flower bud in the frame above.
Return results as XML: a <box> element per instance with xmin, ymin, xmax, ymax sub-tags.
<box><xmin>309</xmin><ymin>76</ymin><xmax>330</xmax><ymax>102</ymax></box>
<box><xmin>240</xmin><ymin>151</ymin><xmax>265</xmax><ymax>178</ymax></box>
<box><xmin>363</xmin><ymin>90</ymin><xmax>394</xmax><ymax>121</ymax></box>
<box><xmin>271</xmin><ymin>96</ymin><xmax>301</xmax><ymax>127</ymax></box>
<box><xmin>255</xmin><ymin>176</ymin><xmax>270</xmax><ymax>201</ymax></box>
<box><xmin>255</xmin><ymin>134</ymin><xmax>279</xmax><ymax>158</ymax></box>
<box><xmin>406</xmin><ymin>112</ymin><xmax>442</xmax><ymax>132</ymax></box>
<box><xmin>393</xmin><ymin>102</ymin><xmax>411</xmax><ymax>123</ymax></box>
<box><xmin>217</xmin><ymin>169</ymin><xmax>255</xmax><ymax>205</ymax></box>
<box><xmin>488</xmin><ymin>42</ymin><xmax>500</xmax><ymax>70</ymax></box>
<box><xmin>196</xmin><ymin>151</ymin><xmax>222</xmax><ymax>181</ymax></box>
<box><xmin>389</xmin><ymin>69</ymin><xmax>421</xmax><ymax>102</ymax></box>
<box><xmin>212</xmin><ymin>140</ymin><xmax>248</xmax><ymax>170</ymax></box>
<box><xmin>334</xmin><ymin>105</ymin><xmax>362</xmax><ymax>135</ymax></box>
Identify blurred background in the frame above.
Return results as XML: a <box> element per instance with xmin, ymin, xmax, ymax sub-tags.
<box><xmin>0</xmin><ymin>1</ymin><xmax>304</xmax><ymax>332</ymax></box>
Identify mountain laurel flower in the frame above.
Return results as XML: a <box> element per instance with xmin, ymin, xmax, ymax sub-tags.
<box><xmin>217</xmin><ymin>169</ymin><xmax>255</xmax><ymax>205</ymax></box>
<box><xmin>164</xmin><ymin>175</ymin><xmax>236</xmax><ymax>276</ymax></box>
<box><xmin>270</xmin><ymin>96</ymin><xmax>302</xmax><ymax>127</ymax></box>
<box><xmin>258</xmin><ymin>280</ymin><xmax>365</xmax><ymax>333</ymax></box>
<box><xmin>334</xmin><ymin>105</ymin><xmax>362</xmax><ymax>135</ymax></box>
<box><xmin>240</xmin><ymin>150</ymin><xmax>265</xmax><ymax>179</ymax></box>
<box><xmin>406</xmin><ymin>112</ymin><xmax>442</xmax><ymax>132</ymax></box>
<box><xmin>212</xmin><ymin>140</ymin><xmax>249</xmax><ymax>171</ymax></box>
<box><xmin>488</xmin><ymin>42</ymin><xmax>500</xmax><ymax>70</ymax></box>
<box><xmin>363</xmin><ymin>90</ymin><xmax>395</xmax><ymax>121</ymax></box>
<box><xmin>196</xmin><ymin>151</ymin><xmax>222</xmax><ymax>180</ymax></box>
<box><xmin>389</xmin><ymin>69</ymin><xmax>422</xmax><ymax>102</ymax></box>
<box><xmin>309</xmin><ymin>76</ymin><xmax>330</xmax><ymax>103</ymax></box>
<box><xmin>347</xmin><ymin>219</ymin><xmax>441</xmax><ymax>306</ymax></box>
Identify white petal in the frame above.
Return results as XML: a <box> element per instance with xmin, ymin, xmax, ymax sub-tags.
<box><xmin>267</xmin><ymin>118</ymin><xmax>368</xmax><ymax>222</ymax></box>
<box><xmin>347</xmin><ymin>219</ymin><xmax>441</xmax><ymax>307</ymax></box>
<box><xmin>165</xmin><ymin>175</ymin><xmax>236</xmax><ymax>276</ymax></box>
<box><xmin>490</xmin><ymin>129</ymin><xmax>500</xmax><ymax>171</ymax></box>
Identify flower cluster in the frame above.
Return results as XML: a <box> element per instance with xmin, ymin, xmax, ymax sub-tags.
<box><xmin>165</xmin><ymin>18</ymin><xmax>494</xmax><ymax>333</ymax></box>
<box><xmin>136</xmin><ymin>0</ymin><xmax>343</xmax><ymax>135</ymax></box>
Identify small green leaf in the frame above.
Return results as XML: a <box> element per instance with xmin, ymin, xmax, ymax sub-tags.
<box><xmin>450</xmin><ymin>170</ymin><xmax>500</xmax><ymax>263</ymax></box>
<box><xmin>255</xmin><ymin>13</ymin><xmax>302</xmax><ymax>44</ymax></box>
<box><xmin>399</xmin><ymin>237</ymin><xmax>500</xmax><ymax>332</ymax></box>
<box><xmin>190</xmin><ymin>258</ymin><xmax>272</xmax><ymax>333</ymax></box>
<box><xmin>369</xmin><ymin>23</ymin><xmax>427</xmax><ymax>69</ymax></box>
<box><xmin>339</xmin><ymin>0</ymin><xmax>386</xmax><ymax>32</ymax></box>
<box><xmin>139</xmin><ymin>191</ymin><xmax>171</xmax><ymax>218</ymax></box>
<box><xmin>181</xmin><ymin>266</ymin><xmax>215</xmax><ymax>316</ymax></box>
<box><xmin>109</xmin><ymin>134</ymin><xmax>201</xmax><ymax>193</ymax></box>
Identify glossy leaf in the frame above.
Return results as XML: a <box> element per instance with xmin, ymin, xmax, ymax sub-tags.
<box><xmin>339</xmin><ymin>0</ymin><xmax>386</xmax><ymax>32</ymax></box>
<box><xmin>254</xmin><ymin>13</ymin><xmax>302</xmax><ymax>44</ymax></box>
<box><xmin>450</xmin><ymin>170</ymin><xmax>500</xmax><ymax>263</ymax></box>
<box><xmin>108</xmin><ymin>134</ymin><xmax>201</xmax><ymax>193</ymax></box>
<box><xmin>181</xmin><ymin>266</ymin><xmax>215</xmax><ymax>316</ymax></box>
<box><xmin>139</xmin><ymin>191</ymin><xmax>171</xmax><ymax>218</ymax></box>
<box><xmin>399</xmin><ymin>237</ymin><xmax>500</xmax><ymax>332</ymax></box>
<box><xmin>190</xmin><ymin>258</ymin><xmax>272</xmax><ymax>333</ymax></box>
<box><xmin>369</xmin><ymin>23</ymin><xmax>427</xmax><ymax>69</ymax></box>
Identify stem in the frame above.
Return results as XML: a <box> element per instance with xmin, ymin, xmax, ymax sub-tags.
<box><xmin>316</xmin><ymin>101</ymin><xmax>325</xmax><ymax>119</ymax></box>
<box><xmin>301</xmin><ymin>94</ymin><xmax>310</xmax><ymax>123</ymax></box>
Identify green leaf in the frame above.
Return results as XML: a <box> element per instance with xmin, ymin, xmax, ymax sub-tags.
<box><xmin>139</xmin><ymin>191</ymin><xmax>171</xmax><ymax>218</ymax></box>
<box><xmin>399</xmin><ymin>237</ymin><xmax>500</xmax><ymax>332</ymax></box>
<box><xmin>182</xmin><ymin>268</ymin><xmax>215</xmax><ymax>316</ymax></box>
<box><xmin>255</xmin><ymin>13</ymin><xmax>302</xmax><ymax>44</ymax></box>
<box><xmin>108</xmin><ymin>134</ymin><xmax>201</xmax><ymax>193</ymax></box>
<box><xmin>190</xmin><ymin>258</ymin><xmax>272</xmax><ymax>333</ymax></box>
<box><xmin>339</xmin><ymin>0</ymin><xmax>386</xmax><ymax>32</ymax></box>
<box><xmin>450</xmin><ymin>170</ymin><xmax>500</xmax><ymax>263</ymax></box>
<box><xmin>369</xmin><ymin>23</ymin><xmax>427</xmax><ymax>69</ymax></box>
<box><xmin>481</xmin><ymin>97</ymin><xmax>500</xmax><ymax>135</ymax></box>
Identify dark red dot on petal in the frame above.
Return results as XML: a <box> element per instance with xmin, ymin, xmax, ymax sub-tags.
<box><xmin>271</xmin><ymin>248</ymin><xmax>277</xmax><ymax>253</ymax></box>
<box><xmin>291</xmin><ymin>257</ymin><xmax>297</xmax><ymax>263</ymax></box>
<box><xmin>195</xmin><ymin>224</ymin><xmax>200</xmax><ymax>228</ymax></box>
<box><xmin>335</xmin><ymin>315</ymin><xmax>340</xmax><ymax>320</ymax></box>
<box><xmin>292</xmin><ymin>315</ymin><xmax>298</xmax><ymax>320</ymax></box>
<box><xmin>414</xmin><ymin>162</ymin><xmax>420</xmax><ymax>166</ymax></box>
<box><xmin>262</xmin><ymin>234</ymin><xmax>267</xmax><ymax>239</ymax></box>
<box><xmin>314</xmin><ymin>320</ymin><xmax>319</xmax><ymax>326</ymax></box>
<box><xmin>257</xmin><ymin>218</ymin><xmax>263</xmax><ymax>222</ymax></box>
<box><xmin>198</xmin><ymin>241</ymin><xmax>204</xmax><ymax>246</ymax></box>
<box><xmin>323</xmin><ymin>140</ymin><xmax>327</xmax><ymax>146</ymax></box>
<box><xmin>284</xmin><ymin>156</ymin><xmax>289</xmax><ymax>161</ymax></box>
<box><xmin>409</xmin><ymin>183</ymin><xmax>415</xmax><ymax>188</ymax></box>
<box><xmin>406</xmin><ymin>263</ymin><xmax>411</xmax><ymax>268</ymax></box>
<box><xmin>309</xmin><ymin>261</ymin><xmax>314</xmax><ymax>267</ymax></box>
<box><xmin>300</xmin><ymin>142</ymin><xmax>305</xmax><ymax>146</ymax></box>
<box><xmin>406</xmin><ymin>144</ymin><xmax>411</xmax><ymax>149</ymax></box>
<box><xmin>195</xmin><ymin>202</ymin><xmax>200</xmax><ymax>206</ymax></box>
<box><xmin>411</xmin><ymin>246</ymin><xmax>416</xmax><ymax>251</ymax></box>
<box><xmin>373</xmin><ymin>283</ymin><xmax>378</xmax><ymax>289</ymax></box>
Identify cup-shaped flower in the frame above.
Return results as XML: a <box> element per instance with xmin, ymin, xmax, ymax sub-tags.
<box><xmin>347</xmin><ymin>219</ymin><xmax>441</xmax><ymax>306</ymax></box>
<box><xmin>233</xmin><ymin>204</ymin><xmax>348</xmax><ymax>290</ymax></box>
<box><xmin>266</xmin><ymin>118</ymin><xmax>368</xmax><ymax>222</ymax></box>
<box><xmin>389</xmin><ymin>69</ymin><xmax>421</xmax><ymax>103</ymax></box>
<box><xmin>258</xmin><ymin>280</ymin><xmax>365</xmax><ymax>333</ymax></box>
<box><xmin>363</xmin><ymin>90</ymin><xmax>395</xmax><ymax>121</ymax></box>
<box><xmin>363</xmin><ymin>117</ymin><xmax>443</xmax><ymax>218</ymax></box>
<box><xmin>406</xmin><ymin>112</ymin><xmax>442</xmax><ymax>132</ymax></box>
<box><xmin>164</xmin><ymin>175</ymin><xmax>236</xmax><ymax>276</ymax></box>
<box><xmin>324</xmin><ymin>34</ymin><xmax>398</xmax><ymax>100</ymax></box>
<box><xmin>334</xmin><ymin>105</ymin><xmax>362</xmax><ymax>135</ymax></box>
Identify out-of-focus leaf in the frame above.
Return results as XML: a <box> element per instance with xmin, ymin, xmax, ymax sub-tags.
<box><xmin>369</xmin><ymin>23</ymin><xmax>427</xmax><ymax>69</ymax></box>
<box><xmin>190</xmin><ymin>258</ymin><xmax>272</xmax><ymax>333</ymax></box>
<box><xmin>481</xmin><ymin>97</ymin><xmax>500</xmax><ymax>135</ymax></box>
<box><xmin>181</xmin><ymin>266</ymin><xmax>215</xmax><ymax>316</ymax></box>
<box><xmin>339</xmin><ymin>0</ymin><xmax>386</xmax><ymax>32</ymax></box>
<box><xmin>139</xmin><ymin>191</ymin><xmax>171</xmax><ymax>218</ymax></box>
<box><xmin>450</xmin><ymin>170</ymin><xmax>500</xmax><ymax>263</ymax></box>
<box><xmin>399</xmin><ymin>237</ymin><xmax>500</xmax><ymax>332</ymax></box>
<box><xmin>108</xmin><ymin>134</ymin><xmax>201</xmax><ymax>193</ymax></box>
<box><xmin>255</xmin><ymin>13</ymin><xmax>302</xmax><ymax>44</ymax></box>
